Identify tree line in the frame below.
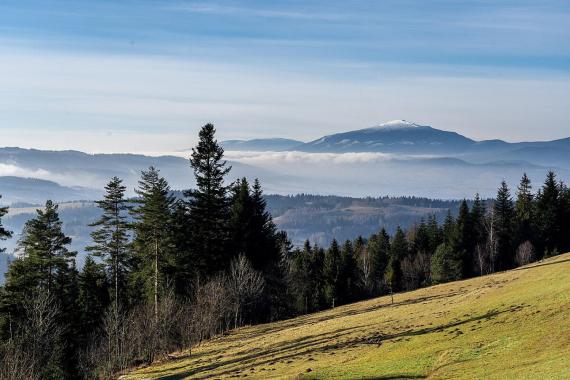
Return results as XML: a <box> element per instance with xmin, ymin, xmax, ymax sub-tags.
<box><xmin>1</xmin><ymin>124</ymin><xmax>569</xmax><ymax>379</ymax></box>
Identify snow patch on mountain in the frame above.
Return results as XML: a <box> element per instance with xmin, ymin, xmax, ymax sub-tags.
<box><xmin>368</xmin><ymin>120</ymin><xmax>425</xmax><ymax>131</ymax></box>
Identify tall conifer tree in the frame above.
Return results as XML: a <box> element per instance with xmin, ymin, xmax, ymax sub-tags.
<box><xmin>187</xmin><ymin>124</ymin><xmax>231</xmax><ymax>275</ymax></box>
<box><xmin>131</xmin><ymin>167</ymin><xmax>175</xmax><ymax>321</ymax></box>
<box><xmin>87</xmin><ymin>176</ymin><xmax>131</xmax><ymax>311</ymax></box>
<box><xmin>515</xmin><ymin>173</ymin><xmax>535</xmax><ymax>246</ymax></box>
<box><xmin>536</xmin><ymin>171</ymin><xmax>561</xmax><ymax>256</ymax></box>
<box><xmin>494</xmin><ymin>180</ymin><xmax>515</xmax><ymax>269</ymax></box>
<box><xmin>10</xmin><ymin>200</ymin><xmax>76</xmax><ymax>295</ymax></box>
<box><xmin>323</xmin><ymin>239</ymin><xmax>341</xmax><ymax>307</ymax></box>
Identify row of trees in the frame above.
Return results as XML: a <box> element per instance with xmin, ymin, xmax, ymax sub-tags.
<box><xmin>1</xmin><ymin>124</ymin><xmax>569</xmax><ymax>379</ymax></box>
<box><xmin>284</xmin><ymin>171</ymin><xmax>570</xmax><ymax>314</ymax></box>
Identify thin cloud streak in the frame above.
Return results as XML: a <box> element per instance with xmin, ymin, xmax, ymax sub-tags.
<box><xmin>1</xmin><ymin>47</ymin><xmax>570</xmax><ymax>153</ymax></box>
<box><xmin>165</xmin><ymin>2</ymin><xmax>346</xmax><ymax>21</ymax></box>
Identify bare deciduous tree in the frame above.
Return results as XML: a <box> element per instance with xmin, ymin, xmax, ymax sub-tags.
<box><xmin>475</xmin><ymin>243</ymin><xmax>489</xmax><ymax>276</ymax></box>
<box><xmin>357</xmin><ymin>244</ymin><xmax>373</xmax><ymax>295</ymax></box>
<box><xmin>400</xmin><ymin>253</ymin><xmax>430</xmax><ymax>291</ymax></box>
<box><xmin>228</xmin><ymin>255</ymin><xmax>265</xmax><ymax>329</ymax></box>
<box><xmin>515</xmin><ymin>241</ymin><xmax>535</xmax><ymax>266</ymax></box>
<box><xmin>0</xmin><ymin>292</ymin><xmax>62</xmax><ymax>380</ymax></box>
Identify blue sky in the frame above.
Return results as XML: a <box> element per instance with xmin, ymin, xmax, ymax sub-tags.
<box><xmin>1</xmin><ymin>0</ymin><xmax>569</xmax><ymax>152</ymax></box>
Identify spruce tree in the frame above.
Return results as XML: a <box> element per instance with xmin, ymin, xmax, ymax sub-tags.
<box><xmin>130</xmin><ymin>167</ymin><xmax>175</xmax><ymax>321</ymax></box>
<box><xmin>386</xmin><ymin>227</ymin><xmax>407</xmax><ymax>293</ymax></box>
<box><xmin>455</xmin><ymin>200</ymin><xmax>472</xmax><ymax>277</ymax></box>
<box><xmin>1</xmin><ymin>201</ymin><xmax>78</xmax><ymax>376</ymax></box>
<box><xmin>309</xmin><ymin>244</ymin><xmax>326</xmax><ymax>310</ymax></box>
<box><xmin>340</xmin><ymin>240</ymin><xmax>358</xmax><ymax>304</ymax></box>
<box><xmin>515</xmin><ymin>173</ymin><xmax>535</xmax><ymax>247</ymax></box>
<box><xmin>412</xmin><ymin>220</ymin><xmax>430</xmax><ymax>256</ymax></box>
<box><xmin>288</xmin><ymin>241</ymin><xmax>313</xmax><ymax>313</ymax></box>
<box><xmin>229</xmin><ymin>178</ymin><xmax>253</xmax><ymax>259</ymax></box>
<box><xmin>536</xmin><ymin>171</ymin><xmax>561</xmax><ymax>256</ymax></box>
<box><xmin>171</xmin><ymin>200</ymin><xmax>195</xmax><ymax>296</ymax></box>
<box><xmin>250</xmin><ymin>179</ymin><xmax>279</xmax><ymax>269</ymax></box>
<box><xmin>78</xmin><ymin>256</ymin><xmax>110</xmax><ymax>336</ymax></box>
<box><xmin>470</xmin><ymin>194</ymin><xmax>486</xmax><ymax>245</ymax></box>
<box><xmin>87</xmin><ymin>176</ymin><xmax>131</xmax><ymax>311</ymax></box>
<box><xmin>187</xmin><ymin>123</ymin><xmax>231</xmax><ymax>275</ymax></box>
<box><xmin>10</xmin><ymin>200</ymin><xmax>76</xmax><ymax>295</ymax></box>
<box><xmin>494</xmin><ymin>180</ymin><xmax>516</xmax><ymax>269</ymax></box>
<box><xmin>426</xmin><ymin>214</ymin><xmax>442</xmax><ymax>254</ymax></box>
<box><xmin>442</xmin><ymin>210</ymin><xmax>457</xmax><ymax>246</ymax></box>
<box><xmin>323</xmin><ymin>239</ymin><xmax>341</xmax><ymax>307</ymax></box>
<box><xmin>430</xmin><ymin>243</ymin><xmax>462</xmax><ymax>284</ymax></box>
<box><xmin>228</xmin><ymin>177</ymin><xmax>280</xmax><ymax>320</ymax></box>
<box><xmin>368</xmin><ymin>228</ymin><xmax>390</xmax><ymax>294</ymax></box>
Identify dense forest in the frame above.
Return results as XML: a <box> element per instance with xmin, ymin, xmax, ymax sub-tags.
<box><xmin>1</xmin><ymin>124</ymin><xmax>570</xmax><ymax>379</ymax></box>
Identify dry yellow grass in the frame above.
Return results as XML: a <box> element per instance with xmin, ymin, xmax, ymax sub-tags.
<box><xmin>125</xmin><ymin>253</ymin><xmax>570</xmax><ymax>379</ymax></box>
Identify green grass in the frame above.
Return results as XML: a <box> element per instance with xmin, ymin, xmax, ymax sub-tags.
<box><xmin>125</xmin><ymin>254</ymin><xmax>570</xmax><ymax>379</ymax></box>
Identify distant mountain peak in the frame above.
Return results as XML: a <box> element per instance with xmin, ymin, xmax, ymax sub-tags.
<box><xmin>370</xmin><ymin>120</ymin><xmax>425</xmax><ymax>130</ymax></box>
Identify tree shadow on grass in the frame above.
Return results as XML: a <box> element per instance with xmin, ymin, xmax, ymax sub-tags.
<box><xmin>150</xmin><ymin>304</ymin><xmax>524</xmax><ymax>379</ymax></box>
<box><xmin>229</xmin><ymin>289</ymin><xmax>467</xmax><ymax>343</ymax></box>
<box><xmin>514</xmin><ymin>257</ymin><xmax>570</xmax><ymax>272</ymax></box>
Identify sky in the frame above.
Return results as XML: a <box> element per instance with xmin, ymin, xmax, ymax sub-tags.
<box><xmin>1</xmin><ymin>0</ymin><xmax>569</xmax><ymax>153</ymax></box>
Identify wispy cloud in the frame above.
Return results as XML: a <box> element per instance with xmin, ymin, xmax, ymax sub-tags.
<box><xmin>166</xmin><ymin>2</ymin><xmax>344</xmax><ymax>21</ymax></box>
<box><xmin>0</xmin><ymin>163</ymin><xmax>50</xmax><ymax>178</ymax></box>
<box><xmin>1</xmin><ymin>46</ymin><xmax>570</xmax><ymax>153</ymax></box>
<box><xmin>225</xmin><ymin>151</ymin><xmax>395</xmax><ymax>165</ymax></box>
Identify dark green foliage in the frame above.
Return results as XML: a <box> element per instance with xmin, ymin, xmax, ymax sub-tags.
<box><xmin>386</xmin><ymin>227</ymin><xmax>407</xmax><ymax>292</ymax></box>
<box><xmin>536</xmin><ymin>171</ymin><xmax>563</xmax><ymax>257</ymax></box>
<box><xmin>87</xmin><ymin>176</ymin><xmax>131</xmax><ymax>310</ymax></box>
<box><xmin>455</xmin><ymin>200</ymin><xmax>473</xmax><ymax>277</ymax></box>
<box><xmin>470</xmin><ymin>194</ymin><xmax>486</xmax><ymax>246</ymax></box>
<box><xmin>430</xmin><ymin>243</ymin><xmax>462</xmax><ymax>284</ymax></box>
<box><xmin>493</xmin><ymin>180</ymin><xmax>515</xmax><ymax>270</ymax></box>
<box><xmin>228</xmin><ymin>178</ymin><xmax>279</xmax><ymax>271</ymax></box>
<box><xmin>288</xmin><ymin>241</ymin><xmax>318</xmax><ymax>313</ymax></box>
<box><xmin>171</xmin><ymin>200</ymin><xmax>195</xmax><ymax>296</ymax></box>
<box><xmin>0</xmin><ymin>201</ymin><xmax>79</xmax><ymax>378</ymax></box>
<box><xmin>339</xmin><ymin>240</ymin><xmax>359</xmax><ymax>303</ymax></box>
<box><xmin>515</xmin><ymin>173</ymin><xmax>535</xmax><ymax>248</ymax></box>
<box><xmin>367</xmin><ymin>228</ymin><xmax>390</xmax><ymax>293</ymax></box>
<box><xmin>187</xmin><ymin>123</ymin><xmax>231</xmax><ymax>275</ymax></box>
<box><xmin>0</xmin><ymin>195</ymin><xmax>12</xmax><ymax>251</ymax></box>
<box><xmin>78</xmin><ymin>256</ymin><xmax>110</xmax><ymax>335</ymax></box>
<box><xmin>323</xmin><ymin>239</ymin><xmax>342</xmax><ymax>307</ymax></box>
<box><xmin>130</xmin><ymin>167</ymin><xmax>176</xmax><ymax>315</ymax></box>
<box><xmin>5</xmin><ymin>201</ymin><xmax>76</xmax><ymax>297</ymax></box>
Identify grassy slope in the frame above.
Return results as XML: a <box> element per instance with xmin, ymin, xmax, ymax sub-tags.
<box><xmin>126</xmin><ymin>254</ymin><xmax>570</xmax><ymax>379</ymax></box>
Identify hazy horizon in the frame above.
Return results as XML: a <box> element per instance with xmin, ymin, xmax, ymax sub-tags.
<box><xmin>1</xmin><ymin>0</ymin><xmax>569</xmax><ymax>153</ymax></box>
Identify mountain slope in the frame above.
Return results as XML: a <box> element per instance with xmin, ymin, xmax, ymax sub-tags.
<box><xmin>299</xmin><ymin>120</ymin><xmax>475</xmax><ymax>154</ymax></box>
<box><xmin>126</xmin><ymin>253</ymin><xmax>570</xmax><ymax>379</ymax></box>
<box><xmin>0</xmin><ymin>176</ymin><xmax>102</xmax><ymax>204</ymax></box>
<box><xmin>0</xmin><ymin>147</ymin><xmax>297</xmax><ymax>203</ymax></box>
<box><xmin>295</xmin><ymin>121</ymin><xmax>570</xmax><ymax>168</ymax></box>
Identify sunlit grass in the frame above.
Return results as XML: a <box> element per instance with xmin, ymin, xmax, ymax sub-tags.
<box><xmin>125</xmin><ymin>253</ymin><xmax>570</xmax><ymax>379</ymax></box>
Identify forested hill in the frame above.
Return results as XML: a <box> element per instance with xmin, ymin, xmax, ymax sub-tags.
<box><xmin>1</xmin><ymin>194</ymin><xmax>467</xmax><ymax>270</ymax></box>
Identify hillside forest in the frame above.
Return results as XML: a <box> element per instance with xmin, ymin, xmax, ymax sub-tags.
<box><xmin>1</xmin><ymin>124</ymin><xmax>569</xmax><ymax>379</ymax></box>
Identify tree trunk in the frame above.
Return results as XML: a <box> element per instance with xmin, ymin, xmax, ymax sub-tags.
<box><xmin>154</xmin><ymin>237</ymin><xmax>159</xmax><ymax>324</ymax></box>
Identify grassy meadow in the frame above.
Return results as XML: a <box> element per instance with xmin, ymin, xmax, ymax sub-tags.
<box><xmin>125</xmin><ymin>253</ymin><xmax>570</xmax><ymax>379</ymax></box>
